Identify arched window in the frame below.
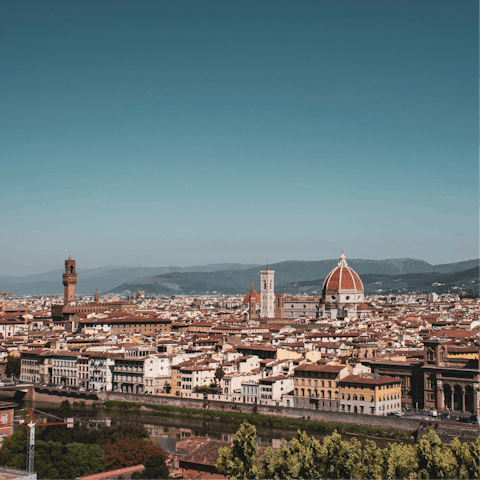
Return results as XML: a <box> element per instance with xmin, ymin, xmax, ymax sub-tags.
<box><xmin>301</xmin><ymin>388</ymin><xmax>305</xmax><ymax>396</ymax></box>
<box><xmin>328</xmin><ymin>390</ymin><xmax>332</xmax><ymax>398</ymax></box>
<box><xmin>353</xmin><ymin>394</ymin><xmax>357</xmax><ymax>400</ymax></box>
<box><xmin>321</xmin><ymin>390</ymin><xmax>325</xmax><ymax>398</ymax></box>
<box><xmin>341</xmin><ymin>393</ymin><xmax>345</xmax><ymax>399</ymax></box>
<box><xmin>307</xmin><ymin>389</ymin><xmax>311</xmax><ymax>397</ymax></box>
<box><xmin>295</xmin><ymin>388</ymin><xmax>298</xmax><ymax>396</ymax></box>
<box><xmin>360</xmin><ymin>395</ymin><xmax>364</xmax><ymax>401</ymax></box>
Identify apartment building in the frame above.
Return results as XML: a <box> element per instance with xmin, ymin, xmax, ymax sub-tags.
<box><xmin>51</xmin><ymin>352</ymin><xmax>79</xmax><ymax>388</ymax></box>
<box><xmin>112</xmin><ymin>357</ymin><xmax>145</xmax><ymax>394</ymax></box>
<box><xmin>339</xmin><ymin>374</ymin><xmax>402</xmax><ymax>415</ymax></box>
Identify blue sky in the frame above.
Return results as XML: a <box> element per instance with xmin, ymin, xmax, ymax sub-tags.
<box><xmin>0</xmin><ymin>0</ymin><xmax>478</xmax><ymax>274</ymax></box>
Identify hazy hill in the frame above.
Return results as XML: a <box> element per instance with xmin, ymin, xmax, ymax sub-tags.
<box><xmin>277</xmin><ymin>267</ymin><xmax>478</xmax><ymax>296</ymax></box>
<box><xmin>0</xmin><ymin>263</ymin><xmax>260</xmax><ymax>296</ymax></box>
<box><xmin>109</xmin><ymin>258</ymin><xmax>479</xmax><ymax>296</ymax></box>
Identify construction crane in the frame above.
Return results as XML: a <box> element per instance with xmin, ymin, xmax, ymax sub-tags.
<box><xmin>7</xmin><ymin>408</ymin><xmax>75</xmax><ymax>475</ymax></box>
<box><xmin>1</xmin><ymin>292</ymin><xmax>11</xmax><ymax>313</ymax></box>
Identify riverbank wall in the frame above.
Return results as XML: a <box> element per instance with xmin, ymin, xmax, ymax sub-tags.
<box><xmin>96</xmin><ymin>391</ymin><xmax>421</xmax><ymax>433</ymax></box>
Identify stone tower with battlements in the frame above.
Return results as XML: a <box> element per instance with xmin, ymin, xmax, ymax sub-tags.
<box><xmin>260</xmin><ymin>268</ymin><xmax>275</xmax><ymax>318</ymax></box>
<box><xmin>63</xmin><ymin>254</ymin><xmax>77</xmax><ymax>306</ymax></box>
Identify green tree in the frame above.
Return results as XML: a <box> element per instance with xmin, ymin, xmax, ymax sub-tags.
<box><xmin>0</xmin><ymin>428</ymin><xmax>27</xmax><ymax>467</ymax></box>
<box><xmin>216</xmin><ymin>421</ymin><xmax>260</xmax><ymax>480</ymax></box>
<box><xmin>285</xmin><ymin>429</ymin><xmax>326</xmax><ymax>479</ymax></box>
<box><xmin>382</xmin><ymin>442</ymin><xmax>419</xmax><ymax>479</ymax></box>
<box><xmin>359</xmin><ymin>439</ymin><xmax>385</xmax><ymax>480</ymax></box>
<box><xmin>417</xmin><ymin>428</ymin><xmax>456</xmax><ymax>479</ymax></box>
<box><xmin>5</xmin><ymin>356</ymin><xmax>20</xmax><ymax>378</ymax></box>
<box><xmin>260</xmin><ymin>440</ymin><xmax>293</xmax><ymax>479</ymax></box>
<box><xmin>10</xmin><ymin>440</ymin><xmax>106</xmax><ymax>480</ymax></box>
<box><xmin>57</xmin><ymin>400</ymin><xmax>72</xmax><ymax>419</ymax></box>
<box><xmin>215</xmin><ymin>366</ymin><xmax>225</xmax><ymax>387</ymax></box>
<box><xmin>319</xmin><ymin>430</ymin><xmax>362</xmax><ymax>479</ymax></box>
<box><xmin>450</xmin><ymin>436</ymin><xmax>479</xmax><ymax>479</ymax></box>
<box><xmin>132</xmin><ymin>453</ymin><xmax>170</xmax><ymax>479</ymax></box>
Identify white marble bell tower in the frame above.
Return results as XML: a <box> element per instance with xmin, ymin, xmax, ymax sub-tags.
<box><xmin>260</xmin><ymin>268</ymin><xmax>275</xmax><ymax>318</ymax></box>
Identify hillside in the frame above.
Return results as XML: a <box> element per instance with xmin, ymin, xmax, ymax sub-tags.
<box><xmin>108</xmin><ymin>258</ymin><xmax>479</xmax><ymax>296</ymax></box>
<box><xmin>276</xmin><ymin>267</ymin><xmax>478</xmax><ymax>296</ymax></box>
<box><xmin>0</xmin><ymin>263</ymin><xmax>260</xmax><ymax>296</ymax></box>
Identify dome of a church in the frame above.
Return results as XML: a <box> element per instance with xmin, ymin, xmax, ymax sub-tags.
<box><xmin>322</xmin><ymin>251</ymin><xmax>364</xmax><ymax>292</ymax></box>
<box><xmin>242</xmin><ymin>283</ymin><xmax>261</xmax><ymax>305</ymax></box>
<box><xmin>357</xmin><ymin>303</ymin><xmax>371</xmax><ymax>311</ymax></box>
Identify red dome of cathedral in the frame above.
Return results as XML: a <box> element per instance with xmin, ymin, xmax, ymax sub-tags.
<box><xmin>356</xmin><ymin>303</ymin><xmax>371</xmax><ymax>311</ymax></box>
<box><xmin>242</xmin><ymin>283</ymin><xmax>261</xmax><ymax>304</ymax></box>
<box><xmin>322</xmin><ymin>251</ymin><xmax>364</xmax><ymax>292</ymax></box>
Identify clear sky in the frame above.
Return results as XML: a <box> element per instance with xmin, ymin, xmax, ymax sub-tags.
<box><xmin>1</xmin><ymin>0</ymin><xmax>478</xmax><ymax>275</ymax></box>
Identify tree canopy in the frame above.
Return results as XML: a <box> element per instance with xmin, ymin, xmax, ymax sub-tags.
<box><xmin>57</xmin><ymin>400</ymin><xmax>72</xmax><ymax>419</ymax></box>
<box><xmin>102</xmin><ymin>438</ymin><xmax>168</xmax><ymax>471</ymax></box>
<box><xmin>0</xmin><ymin>421</ymin><xmax>168</xmax><ymax>479</ymax></box>
<box><xmin>5</xmin><ymin>356</ymin><xmax>20</xmax><ymax>378</ymax></box>
<box><xmin>216</xmin><ymin>422</ymin><xmax>479</xmax><ymax>480</ymax></box>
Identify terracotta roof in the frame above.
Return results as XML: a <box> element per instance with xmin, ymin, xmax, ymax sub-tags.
<box><xmin>339</xmin><ymin>374</ymin><xmax>400</xmax><ymax>386</ymax></box>
<box><xmin>357</xmin><ymin>303</ymin><xmax>372</xmax><ymax>311</ymax></box>
<box><xmin>77</xmin><ymin>464</ymin><xmax>145</xmax><ymax>480</ymax></box>
<box><xmin>294</xmin><ymin>364</ymin><xmax>345</xmax><ymax>373</ymax></box>
<box><xmin>179</xmin><ymin>438</ymin><xmax>231</xmax><ymax>467</ymax></box>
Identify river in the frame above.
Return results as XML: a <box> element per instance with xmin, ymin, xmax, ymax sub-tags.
<box><xmin>6</xmin><ymin>398</ymin><xmax>413</xmax><ymax>454</ymax></box>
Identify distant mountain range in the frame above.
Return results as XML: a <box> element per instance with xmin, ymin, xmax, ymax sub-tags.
<box><xmin>108</xmin><ymin>258</ymin><xmax>479</xmax><ymax>296</ymax></box>
<box><xmin>0</xmin><ymin>263</ymin><xmax>260</xmax><ymax>296</ymax></box>
<box><xmin>277</xmin><ymin>266</ymin><xmax>479</xmax><ymax>296</ymax></box>
<box><xmin>1</xmin><ymin>258</ymin><xmax>477</xmax><ymax>297</ymax></box>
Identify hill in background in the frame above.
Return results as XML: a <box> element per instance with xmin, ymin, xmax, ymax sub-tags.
<box><xmin>277</xmin><ymin>266</ymin><xmax>478</xmax><ymax>296</ymax></box>
<box><xmin>108</xmin><ymin>258</ymin><xmax>479</xmax><ymax>296</ymax></box>
<box><xmin>0</xmin><ymin>263</ymin><xmax>260</xmax><ymax>296</ymax></box>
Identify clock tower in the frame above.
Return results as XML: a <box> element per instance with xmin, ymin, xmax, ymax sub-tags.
<box><xmin>63</xmin><ymin>254</ymin><xmax>77</xmax><ymax>306</ymax></box>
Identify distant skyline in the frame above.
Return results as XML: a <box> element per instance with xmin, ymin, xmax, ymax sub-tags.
<box><xmin>1</xmin><ymin>1</ymin><xmax>478</xmax><ymax>276</ymax></box>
